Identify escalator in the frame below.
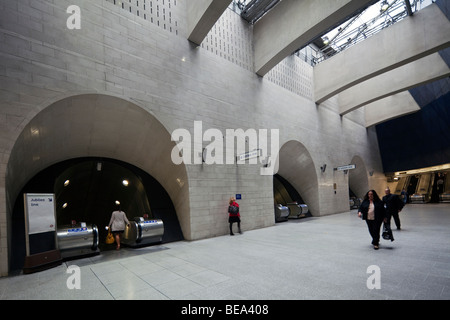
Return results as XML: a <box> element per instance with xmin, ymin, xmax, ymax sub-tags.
<box><xmin>393</xmin><ymin>171</ymin><xmax>450</xmax><ymax>204</ymax></box>
<box><xmin>436</xmin><ymin>172</ymin><xmax>450</xmax><ymax>202</ymax></box>
<box><xmin>273</xmin><ymin>174</ymin><xmax>310</xmax><ymax>222</ymax></box>
<box><xmin>407</xmin><ymin>175</ymin><xmax>419</xmax><ymax>197</ymax></box>
<box><xmin>408</xmin><ymin>175</ymin><xmax>425</xmax><ymax>203</ymax></box>
<box><xmin>349</xmin><ymin>188</ymin><xmax>362</xmax><ymax>209</ymax></box>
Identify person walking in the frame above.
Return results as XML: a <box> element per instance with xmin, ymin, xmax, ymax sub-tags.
<box><xmin>108</xmin><ymin>204</ymin><xmax>130</xmax><ymax>250</ymax></box>
<box><xmin>228</xmin><ymin>196</ymin><xmax>241</xmax><ymax>236</ymax></box>
<box><xmin>401</xmin><ymin>188</ymin><xmax>408</xmax><ymax>205</ymax></box>
<box><xmin>383</xmin><ymin>187</ymin><xmax>404</xmax><ymax>230</ymax></box>
<box><xmin>358</xmin><ymin>190</ymin><xmax>386</xmax><ymax>250</ymax></box>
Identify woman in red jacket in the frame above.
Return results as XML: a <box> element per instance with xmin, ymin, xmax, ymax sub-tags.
<box><xmin>228</xmin><ymin>197</ymin><xmax>241</xmax><ymax>235</ymax></box>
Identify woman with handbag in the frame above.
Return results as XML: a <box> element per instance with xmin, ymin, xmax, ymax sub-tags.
<box><xmin>358</xmin><ymin>190</ymin><xmax>386</xmax><ymax>250</ymax></box>
<box><xmin>108</xmin><ymin>204</ymin><xmax>130</xmax><ymax>250</ymax></box>
<box><xmin>228</xmin><ymin>197</ymin><xmax>241</xmax><ymax>236</ymax></box>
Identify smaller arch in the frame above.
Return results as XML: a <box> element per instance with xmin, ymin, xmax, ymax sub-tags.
<box><xmin>275</xmin><ymin>140</ymin><xmax>320</xmax><ymax>216</ymax></box>
<box><xmin>348</xmin><ymin>155</ymin><xmax>369</xmax><ymax>199</ymax></box>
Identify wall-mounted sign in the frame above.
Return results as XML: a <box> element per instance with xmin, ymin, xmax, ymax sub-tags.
<box><xmin>334</xmin><ymin>164</ymin><xmax>356</xmax><ymax>171</ymax></box>
<box><xmin>237</xmin><ymin>149</ymin><xmax>262</xmax><ymax>161</ymax></box>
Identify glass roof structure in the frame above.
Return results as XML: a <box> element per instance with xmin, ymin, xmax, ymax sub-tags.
<box><xmin>312</xmin><ymin>0</ymin><xmax>434</xmax><ymax>64</ymax></box>
<box><xmin>235</xmin><ymin>0</ymin><xmax>281</xmax><ymax>24</ymax></box>
<box><xmin>232</xmin><ymin>0</ymin><xmax>434</xmax><ymax>65</ymax></box>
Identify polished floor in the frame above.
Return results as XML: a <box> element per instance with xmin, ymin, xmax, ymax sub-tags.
<box><xmin>1</xmin><ymin>203</ymin><xmax>449</xmax><ymax>300</ymax></box>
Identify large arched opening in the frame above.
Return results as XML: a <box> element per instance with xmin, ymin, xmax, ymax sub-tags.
<box><xmin>6</xmin><ymin>94</ymin><xmax>190</xmax><ymax>272</ymax></box>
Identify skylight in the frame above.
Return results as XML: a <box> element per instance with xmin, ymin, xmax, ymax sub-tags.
<box><xmin>231</xmin><ymin>0</ymin><xmax>434</xmax><ymax>65</ymax></box>
<box><xmin>313</xmin><ymin>0</ymin><xmax>434</xmax><ymax>64</ymax></box>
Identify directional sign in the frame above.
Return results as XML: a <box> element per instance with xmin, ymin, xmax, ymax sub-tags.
<box><xmin>237</xmin><ymin>149</ymin><xmax>261</xmax><ymax>161</ymax></box>
<box><xmin>24</xmin><ymin>193</ymin><xmax>56</xmax><ymax>234</ymax></box>
<box><xmin>335</xmin><ymin>164</ymin><xmax>356</xmax><ymax>171</ymax></box>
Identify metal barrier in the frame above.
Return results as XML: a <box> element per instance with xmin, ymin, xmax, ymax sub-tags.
<box><xmin>439</xmin><ymin>193</ymin><xmax>450</xmax><ymax>202</ymax></box>
<box><xmin>349</xmin><ymin>197</ymin><xmax>362</xmax><ymax>209</ymax></box>
<box><xmin>56</xmin><ymin>223</ymin><xmax>99</xmax><ymax>259</ymax></box>
<box><xmin>410</xmin><ymin>193</ymin><xmax>425</xmax><ymax>203</ymax></box>
<box><xmin>122</xmin><ymin>217</ymin><xmax>164</xmax><ymax>247</ymax></box>
<box><xmin>274</xmin><ymin>204</ymin><xmax>289</xmax><ymax>222</ymax></box>
<box><xmin>287</xmin><ymin>202</ymin><xmax>309</xmax><ymax>219</ymax></box>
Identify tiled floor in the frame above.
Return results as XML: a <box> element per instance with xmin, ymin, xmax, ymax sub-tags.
<box><xmin>1</xmin><ymin>203</ymin><xmax>449</xmax><ymax>300</ymax></box>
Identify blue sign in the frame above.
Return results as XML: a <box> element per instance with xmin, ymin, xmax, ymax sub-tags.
<box><xmin>236</xmin><ymin>194</ymin><xmax>242</xmax><ymax>200</ymax></box>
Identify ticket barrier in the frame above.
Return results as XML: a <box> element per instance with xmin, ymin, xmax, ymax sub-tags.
<box><xmin>274</xmin><ymin>204</ymin><xmax>289</xmax><ymax>222</ymax></box>
<box><xmin>122</xmin><ymin>217</ymin><xmax>164</xmax><ymax>247</ymax></box>
<box><xmin>56</xmin><ymin>223</ymin><xmax>99</xmax><ymax>260</ymax></box>
<box><xmin>287</xmin><ymin>202</ymin><xmax>309</xmax><ymax>219</ymax></box>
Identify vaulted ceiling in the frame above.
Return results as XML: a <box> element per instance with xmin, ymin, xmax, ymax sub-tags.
<box><xmin>187</xmin><ymin>0</ymin><xmax>450</xmax><ymax>128</ymax></box>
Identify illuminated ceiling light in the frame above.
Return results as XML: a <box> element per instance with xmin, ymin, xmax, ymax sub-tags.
<box><xmin>122</xmin><ymin>179</ymin><xmax>129</xmax><ymax>186</ymax></box>
<box><xmin>115</xmin><ymin>200</ymin><xmax>121</xmax><ymax>205</ymax></box>
<box><xmin>64</xmin><ymin>180</ymin><xmax>70</xmax><ymax>187</ymax></box>
<box><xmin>31</xmin><ymin>128</ymin><xmax>39</xmax><ymax>136</ymax></box>
<box><xmin>380</xmin><ymin>1</ymin><xmax>389</xmax><ymax>12</ymax></box>
<box><xmin>62</xmin><ymin>203</ymin><xmax>68</xmax><ymax>209</ymax></box>
<box><xmin>394</xmin><ymin>163</ymin><xmax>450</xmax><ymax>176</ymax></box>
<box><xmin>323</xmin><ymin>36</ymin><xmax>329</xmax><ymax>45</ymax></box>
<box><xmin>176</xmin><ymin>178</ymin><xmax>185</xmax><ymax>187</ymax></box>
<box><xmin>97</xmin><ymin>162</ymin><xmax>102</xmax><ymax>171</ymax></box>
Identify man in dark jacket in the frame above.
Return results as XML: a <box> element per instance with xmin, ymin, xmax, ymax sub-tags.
<box><xmin>383</xmin><ymin>187</ymin><xmax>404</xmax><ymax>230</ymax></box>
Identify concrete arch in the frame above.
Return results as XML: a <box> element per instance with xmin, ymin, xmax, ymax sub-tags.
<box><xmin>276</xmin><ymin>140</ymin><xmax>319</xmax><ymax>216</ymax></box>
<box><xmin>5</xmin><ymin>94</ymin><xmax>191</xmax><ymax>255</ymax></box>
<box><xmin>348</xmin><ymin>155</ymin><xmax>369</xmax><ymax>199</ymax></box>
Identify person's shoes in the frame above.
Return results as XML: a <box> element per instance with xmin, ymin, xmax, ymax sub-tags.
<box><xmin>397</xmin><ymin>227</ymin><xmax>401</xmax><ymax>230</ymax></box>
<box><xmin>374</xmin><ymin>245</ymin><xmax>379</xmax><ymax>250</ymax></box>
<box><xmin>230</xmin><ymin>233</ymin><xmax>234</xmax><ymax>236</ymax></box>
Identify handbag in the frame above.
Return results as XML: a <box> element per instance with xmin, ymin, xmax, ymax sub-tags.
<box><xmin>382</xmin><ymin>223</ymin><xmax>393</xmax><ymax>241</ymax></box>
<box><xmin>105</xmin><ymin>229</ymin><xmax>115</xmax><ymax>244</ymax></box>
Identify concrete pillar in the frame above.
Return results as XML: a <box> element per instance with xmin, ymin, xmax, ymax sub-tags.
<box><xmin>254</xmin><ymin>0</ymin><xmax>374</xmax><ymax>76</ymax></box>
<box><xmin>339</xmin><ymin>52</ymin><xmax>450</xmax><ymax>115</ymax></box>
<box><xmin>187</xmin><ymin>0</ymin><xmax>231</xmax><ymax>45</ymax></box>
<box><xmin>364</xmin><ymin>91</ymin><xmax>420</xmax><ymax>127</ymax></box>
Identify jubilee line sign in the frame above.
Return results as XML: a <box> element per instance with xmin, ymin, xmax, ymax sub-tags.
<box><xmin>334</xmin><ymin>164</ymin><xmax>356</xmax><ymax>171</ymax></box>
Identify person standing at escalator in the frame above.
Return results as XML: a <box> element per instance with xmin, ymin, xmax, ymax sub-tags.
<box><xmin>108</xmin><ymin>204</ymin><xmax>130</xmax><ymax>250</ymax></box>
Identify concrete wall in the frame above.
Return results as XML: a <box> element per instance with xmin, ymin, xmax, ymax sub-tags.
<box><xmin>0</xmin><ymin>0</ymin><xmax>384</xmax><ymax>276</ymax></box>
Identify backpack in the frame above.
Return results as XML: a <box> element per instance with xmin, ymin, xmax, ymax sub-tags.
<box><xmin>228</xmin><ymin>205</ymin><xmax>239</xmax><ymax>215</ymax></box>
